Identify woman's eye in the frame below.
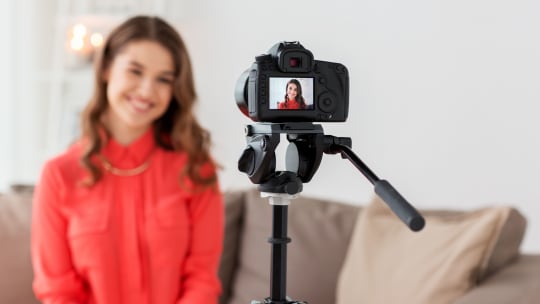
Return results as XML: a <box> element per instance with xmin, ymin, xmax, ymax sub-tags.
<box><xmin>158</xmin><ymin>77</ymin><xmax>173</xmax><ymax>84</ymax></box>
<box><xmin>129</xmin><ymin>69</ymin><xmax>142</xmax><ymax>75</ymax></box>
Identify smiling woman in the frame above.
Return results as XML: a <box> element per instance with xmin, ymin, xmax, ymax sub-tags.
<box><xmin>31</xmin><ymin>15</ymin><xmax>224</xmax><ymax>304</ymax></box>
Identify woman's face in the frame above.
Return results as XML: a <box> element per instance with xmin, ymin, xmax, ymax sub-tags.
<box><xmin>286</xmin><ymin>83</ymin><xmax>298</xmax><ymax>100</ymax></box>
<box><xmin>103</xmin><ymin>40</ymin><xmax>175</xmax><ymax>139</ymax></box>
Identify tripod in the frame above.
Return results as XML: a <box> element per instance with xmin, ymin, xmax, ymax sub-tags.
<box><xmin>238</xmin><ymin>122</ymin><xmax>425</xmax><ymax>304</ymax></box>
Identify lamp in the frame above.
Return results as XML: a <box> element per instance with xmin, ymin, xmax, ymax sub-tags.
<box><xmin>64</xmin><ymin>15</ymin><xmax>118</xmax><ymax>68</ymax></box>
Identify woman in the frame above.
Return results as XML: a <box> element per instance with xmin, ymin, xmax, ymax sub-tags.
<box><xmin>31</xmin><ymin>16</ymin><xmax>223</xmax><ymax>304</ymax></box>
<box><xmin>277</xmin><ymin>79</ymin><xmax>307</xmax><ymax>109</ymax></box>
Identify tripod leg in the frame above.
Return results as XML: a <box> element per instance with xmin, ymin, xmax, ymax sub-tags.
<box><xmin>270</xmin><ymin>205</ymin><xmax>290</xmax><ymax>301</ymax></box>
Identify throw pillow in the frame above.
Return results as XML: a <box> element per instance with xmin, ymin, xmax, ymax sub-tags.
<box><xmin>336</xmin><ymin>197</ymin><xmax>511</xmax><ymax>304</ymax></box>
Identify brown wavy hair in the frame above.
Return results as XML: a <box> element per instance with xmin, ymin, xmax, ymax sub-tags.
<box><xmin>80</xmin><ymin>15</ymin><xmax>216</xmax><ymax>189</ymax></box>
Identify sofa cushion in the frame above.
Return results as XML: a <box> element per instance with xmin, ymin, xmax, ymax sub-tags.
<box><xmin>423</xmin><ymin>207</ymin><xmax>526</xmax><ymax>281</ymax></box>
<box><xmin>483</xmin><ymin>208</ymin><xmax>526</xmax><ymax>278</ymax></box>
<box><xmin>336</xmin><ymin>197</ymin><xmax>515</xmax><ymax>304</ymax></box>
<box><xmin>0</xmin><ymin>191</ymin><xmax>40</xmax><ymax>304</ymax></box>
<box><xmin>227</xmin><ymin>189</ymin><xmax>360</xmax><ymax>304</ymax></box>
<box><xmin>219</xmin><ymin>190</ymin><xmax>245</xmax><ymax>304</ymax></box>
<box><xmin>453</xmin><ymin>255</ymin><xmax>540</xmax><ymax>304</ymax></box>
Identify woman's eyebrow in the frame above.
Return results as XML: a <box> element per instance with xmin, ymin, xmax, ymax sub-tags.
<box><xmin>128</xmin><ymin>60</ymin><xmax>174</xmax><ymax>76</ymax></box>
<box><xmin>160</xmin><ymin>70</ymin><xmax>175</xmax><ymax>77</ymax></box>
<box><xmin>128</xmin><ymin>60</ymin><xmax>144</xmax><ymax>68</ymax></box>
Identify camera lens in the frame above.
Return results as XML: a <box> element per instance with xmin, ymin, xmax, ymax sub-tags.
<box><xmin>234</xmin><ymin>69</ymin><xmax>250</xmax><ymax>117</ymax></box>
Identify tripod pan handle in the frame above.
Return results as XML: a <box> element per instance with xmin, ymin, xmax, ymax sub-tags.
<box><xmin>374</xmin><ymin>180</ymin><xmax>425</xmax><ymax>231</ymax></box>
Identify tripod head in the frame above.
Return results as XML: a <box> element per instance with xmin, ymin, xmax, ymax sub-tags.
<box><xmin>238</xmin><ymin>122</ymin><xmax>424</xmax><ymax>231</ymax></box>
<box><xmin>238</xmin><ymin>122</ymin><xmax>350</xmax><ymax>193</ymax></box>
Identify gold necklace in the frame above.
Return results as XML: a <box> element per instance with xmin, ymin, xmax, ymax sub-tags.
<box><xmin>98</xmin><ymin>154</ymin><xmax>152</xmax><ymax>176</ymax></box>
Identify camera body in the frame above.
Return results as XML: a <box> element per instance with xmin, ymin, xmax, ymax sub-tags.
<box><xmin>235</xmin><ymin>41</ymin><xmax>349</xmax><ymax>122</ymax></box>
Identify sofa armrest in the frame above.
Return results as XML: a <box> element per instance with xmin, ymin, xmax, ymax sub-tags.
<box><xmin>454</xmin><ymin>255</ymin><xmax>540</xmax><ymax>304</ymax></box>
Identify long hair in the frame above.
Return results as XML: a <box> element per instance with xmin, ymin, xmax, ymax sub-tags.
<box><xmin>283</xmin><ymin>79</ymin><xmax>307</xmax><ymax>109</ymax></box>
<box><xmin>80</xmin><ymin>15</ymin><xmax>217</xmax><ymax>188</ymax></box>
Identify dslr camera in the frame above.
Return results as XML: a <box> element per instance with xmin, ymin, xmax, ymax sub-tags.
<box><xmin>235</xmin><ymin>41</ymin><xmax>349</xmax><ymax>122</ymax></box>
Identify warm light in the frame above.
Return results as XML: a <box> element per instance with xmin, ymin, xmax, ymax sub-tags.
<box><xmin>90</xmin><ymin>33</ymin><xmax>104</xmax><ymax>48</ymax></box>
<box><xmin>72</xmin><ymin>24</ymin><xmax>87</xmax><ymax>38</ymax></box>
<box><xmin>70</xmin><ymin>37</ymin><xmax>84</xmax><ymax>51</ymax></box>
<box><xmin>65</xmin><ymin>16</ymin><xmax>118</xmax><ymax>67</ymax></box>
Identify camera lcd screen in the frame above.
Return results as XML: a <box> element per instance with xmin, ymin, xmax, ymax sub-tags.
<box><xmin>268</xmin><ymin>77</ymin><xmax>314</xmax><ymax>110</ymax></box>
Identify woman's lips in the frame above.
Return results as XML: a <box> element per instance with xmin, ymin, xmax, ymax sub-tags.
<box><xmin>128</xmin><ymin>96</ymin><xmax>153</xmax><ymax>113</ymax></box>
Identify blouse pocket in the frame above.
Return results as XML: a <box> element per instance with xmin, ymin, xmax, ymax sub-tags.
<box><xmin>68</xmin><ymin>205</ymin><xmax>110</xmax><ymax>237</ymax></box>
<box><xmin>155</xmin><ymin>193</ymin><xmax>190</xmax><ymax>229</ymax></box>
<box><xmin>151</xmin><ymin>193</ymin><xmax>190</xmax><ymax>267</ymax></box>
<box><xmin>67</xmin><ymin>203</ymin><xmax>111</xmax><ymax>269</ymax></box>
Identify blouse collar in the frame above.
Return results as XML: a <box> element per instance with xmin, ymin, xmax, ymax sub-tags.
<box><xmin>100</xmin><ymin>127</ymin><xmax>156</xmax><ymax>168</ymax></box>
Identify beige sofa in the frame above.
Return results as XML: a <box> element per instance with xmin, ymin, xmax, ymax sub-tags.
<box><xmin>1</xmin><ymin>186</ymin><xmax>539</xmax><ymax>304</ymax></box>
<box><xmin>218</xmin><ymin>189</ymin><xmax>540</xmax><ymax>304</ymax></box>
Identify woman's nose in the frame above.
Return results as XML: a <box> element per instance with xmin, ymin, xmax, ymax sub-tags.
<box><xmin>138</xmin><ymin>78</ymin><xmax>155</xmax><ymax>97</ymax></box>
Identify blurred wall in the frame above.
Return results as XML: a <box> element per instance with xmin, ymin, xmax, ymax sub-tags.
<box><xmin>171</xmin><ymin>0</ymin><xmax>540</xmax><ymax>252</ymax></box>
<box><xmin>0</xmin><ymin>1</ymin><xmax>16</xmax><ymax>191</ymax></box>
<box><xmin>2</xmin><ymin>0</ymin><xmax>539</xmax><ymax>252</ymax></box>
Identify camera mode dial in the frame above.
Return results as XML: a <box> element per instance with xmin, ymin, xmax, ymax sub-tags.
<box><xmin>255</xmin><ymin>54</ymin><xmax>272</xmax><ymax>63</ymax></box>
<box><xmin>317</xmin><ymin>92</ymin><xmax>338</xmax><ymax>113</ymax></box>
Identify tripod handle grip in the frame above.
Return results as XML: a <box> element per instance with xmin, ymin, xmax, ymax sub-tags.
<box><xmin>374</xmin><ymin>180</ymin><xmax>425</xmax><ymax>231</ymax></box>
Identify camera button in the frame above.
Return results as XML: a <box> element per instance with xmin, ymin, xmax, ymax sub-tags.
<box><xmin>318</xmin><ymin>92</ymin><xmax>338</xmax><ymax>113</ymax></box>
<box><xmin>336</xmin><ymin>64</ymin><xmax>347</xmax><ymax>73</ymax></box>
<box><xmin>313</xmin><ymin>63</ymin><xmax>320</xmax><ymax>73</ymax></box>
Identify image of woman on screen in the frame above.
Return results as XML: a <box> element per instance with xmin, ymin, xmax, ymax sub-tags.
<box><xmin>277</xmin><ymin>79</ymin><xmax>307</xmax><ymax>109</ymax></box>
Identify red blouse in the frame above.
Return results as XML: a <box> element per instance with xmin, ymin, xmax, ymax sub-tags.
<box><xmin>31</xmin><ymin>129</ymin><xmax>224</xmax><ymax>304</ymax></box>
<box><xmin>278</xmin><ymin>98</ymin><xmax>303</xmax><ymax>109</ymax></box>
